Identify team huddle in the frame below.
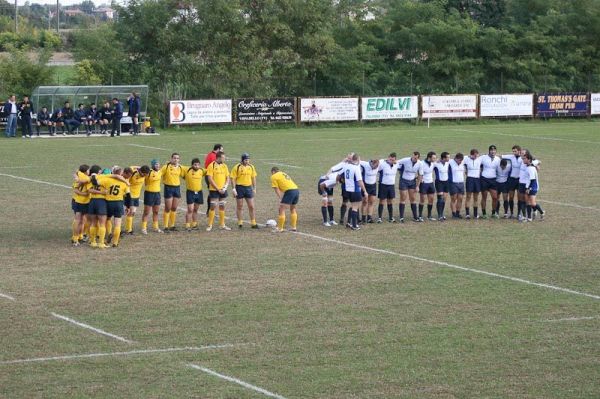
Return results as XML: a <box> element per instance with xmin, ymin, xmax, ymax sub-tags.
<box><xmin>319</xmin><ymin>145</ymin><xmax>543</xmax><ymax>230</ymax></box>
<box><xmin>69</xmin><ymin>144</ymin><xmax>301</xmax><ymax>248</ymax></box>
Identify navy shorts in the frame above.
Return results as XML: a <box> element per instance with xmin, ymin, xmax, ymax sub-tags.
<box><xmin>88</xmin><ymin>198</ymin><xmax>107</xmax><ymax>215</ymax></box>
<box><xmin>124</xmin><ymin>194</ymin><xmax>140</xmax><ymax>208</ymax></box>
<box><xmin>399</xmin><ymin>178</ymin><xmax>417</xmax><ymax>191</ymax></box>
<box><xmin>378</xmin><ymin>184</ymin><xmax>395</xmax><ymax>200</ymax></box>
<box><xmin>348</xmin><ymin>191</ymin><xmax>363</xmax><ymax>202</ymax></box>
<box><xmin>318</xmin><ymin>178</ymin><xmax>334</xmax><ymax>196</ymax></box>
<box><xmin>106</xmin><ymin>200</ymin><xmax>124</xmax><ymax>218</ymax></box>
<box><xmin>435</xmin><ymin>180</ymin><xmax>449</xmax><ymax>193</ymax></box>
<box><xmin>186</xmin><ymin>190</ymin><xmax>204</xmax><ymax>205</ymax></box>
<box><xmin>209</xmin><ymin>190</ymin><xmax>228</xmax><ymax>200</ymax></box>
<box><xmin>341</xmin><ymin>187</ymin><xmax>350</xmax><ymax>202</ymax></box>
<box><xmin>281</xmin><ymin>189</ymin><xmax>300</xmax><ymax>205</ymax></box>
<box><xmin>481</xmin><ymin>177</ymin><xmax>497</xmax><ymax>191</ymax></box>
<box><xmin>235</xmin><ymin>185</ymin><xmax>254</xmax><ymax>199</ymax></box>
<box><xmin>164</xmin><ymin>184</ymin><xmax>181</xmax><ymax>199</ymax></box>
<box><xmin>507</xmin><ymin>177</ymin><xmax>519</xmax><ymax>192</ymax></box>
<box><xmin>466</xmin><ymin>177</ymin><xmax>481</xmax><ymax>193</ymax></box>
<box><xmin>449</xmin><ymin>182</ymin><xmax>465</xmax><ymax>195</ymax></box>
<box><xmin>144</xmin><ymin>191</ymin><xmax>161</xmax><ymax>206</ymax></box>
<box><xmin>419</xmin><ymin>182</ymin><xmax>436</xmax><ymax>195</ymax></box>
<box><xmin>496</xmin><ymin>181</ymin><xmax>509</xmax><ymax>194</ymax></box>
<box><xmin>518</xmin><ymin>183</ymin><xmax>527</xmax><ymax>194</ymax></box>
<box><xmin>364</xmin><ymin>183</ymin><xmax>377</xmax><ymax>196</ymax></box>
<box><xmin>71</xmin><ymin>199</ymin><xmax>88</xmax><ymax>214</ymax></box>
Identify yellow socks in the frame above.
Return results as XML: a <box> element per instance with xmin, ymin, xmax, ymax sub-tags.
<box><xmin>219</xmin><ymin>210</ymin><xmax>225</xmax><ymax>227</ymax></box>
<box><xmin>277</xmin><ymin>215</ymin><xmax>285</xmax><ymax>230</ymax></box>
<box><xmin>141</xmin><ymin>220</ymin><xmax>148</xmax><ymax>230</ymax></box>
<box><xmin>125</xmin><ymin>216</ymin><xmax>133</xmax><ymax>232</ymax></box>
<box><xmin>191</xmin><ymin>221</ymin><xmax>198</xmax><ymax>228</ymax></box>
<box><xmin>105</xmin><ymin>219</ymin><xmax>113</xmax><ymax>235</ymax></box>
<box><xmin>152</xmin><ymin>220</ymin><xmax>159</xmax><ymax>230</ymax></box>
<box><xmin>290</xmin><ymin>213</ymin><xmax>298</xmax><ymax>229</ymax></box>
<box><xmin>89</xmin><ymin>226</ymin><xmax>97</xmax><ymax>244</ymax></box>
<box><xmin>251</xmin><ymin>219</ymin><xmax>257</xmax><ymax>226</ymax></box>
<box><xmin>112</xmin><ymin>226</ymin><xmax>121</xmax><ymax>246</ymax></box>
<box><xmin>71</xmin><ymin>220</ymin><xmax>79</xmax><ymax>242</ymax></box>
<box><xmin>169</xmin><ymin>211</ymin><xmax>176</xmax><ymax>228</ymax></box>
<box><xmin>163</xmin><ymin>211</ymin><xmax>170</xmax><ymax>228</ymax></box>
<box><xmin>238</xmin><ymin>219</ymin><xmax>243</xmax><ymax>226</ymax></box>
<box><xmin>97</xmin><ymin>226</ymin><xmax>106</xmax><ymax>245</ymax></box>
<box><xmin>208</xmin><ymin>209</ymin><xmax>216</xmax><ymax>227</ymax></box>
<box><xmin>185</xmin><ymin>222</ymin><xmax>191</xmax><ymax>229</ymax></box>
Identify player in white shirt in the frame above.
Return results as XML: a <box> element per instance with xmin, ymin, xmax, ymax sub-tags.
<box><xmin>479</xmin><ymin>145</ymin><xmax>501</xmax><ymax>219</ymax></box>
<box><xmin>464</xmin><ymin>149</ymin><xmax>482</xmax><ymax>219</ymax></box>
<box><xmin>448</xmin><ymin>153</ymin><xmax>466</xmax><ymax>218</ymax></box>
<box><xmin>418</xmin><ymin>151</ymin><xmax>437</xmax><ymax>221</ymax></box>
<box><xmin>376</xmin><ymin>152</ymin><xmax>399</xmax><ymax>223</ymax></box>
<box><xmin>521</xmin><ymin>152</ymin><xmax>544</xmax><ymax>222</ymax></box>
<box><xmin>501</xmin><ymin>145</ymin><xmax>522</xmax><ymax>218</ymax></box>
<box><xmin>334</xmin><ymin>154</ymin><xmax>354</xmax><ymax>225</ymax></box>
<box><xmin>397</xmin><ymin>151</ymin><xmax>422</xmax><ymax>222</ymax></box>
<box><xmin>494</xmin><ymin>158</ymin><xmax>511</xmax><ymax>217</ymax></box>
<box><xmin>360</xmin><ymin>158</ymin><xmax>380</xmax><ymax>223</ymax></box>
<box><xmin>433</xmin><ymin>151</ymin><xmax>450</xmax><ymax>221</ymax></box>
<box><xmin>342</xmin><ymin>154</ymin><xmax>367</xmax><ymax>230</ymax></box>
<box><xmin>517</xmin><ymin>149</ymin><xmax>542</xmax><ymax>221</ymax></box>
<box><xmin>318</xmin><ymin>171</ymin><xmax>339</xmax><ymax>226</ymax></box>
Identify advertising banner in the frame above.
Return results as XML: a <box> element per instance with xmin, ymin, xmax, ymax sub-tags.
<box><xmin>300</xmin><ymin>98</ymin><xmax>359</xmax><ymax>122</ymax></box>
<box><xmin>235</xmin><ymin>98</ymin><xmax>295</xmax><ymax>122</ymax></box>
<box><xmin>169</xmin><ymin>99</ymin><xmax>232</xmax><ymax>124</ymax></box>
<box><xmin>422</xmin><ymin>95</ymin><xmax>477</xmax><ymax>119</ymax></box>
<box><xmin>480</xmin><ymin>94</ymin><xmax>533</xmax><ymax>117</ymax></box>
<box><xmin>361</xmin><ymin>96</ymin><xmax>418</xmax><ymax>120</ymax></box>
<box><xmin>591</xmin><ymin>93</ymin><xmax>600</xmax><ymax>115</ymax></box>
<box><xmin>536</xmin><ymin>93</ymin><xmax>588</xmax><ymax>117</ymax></box>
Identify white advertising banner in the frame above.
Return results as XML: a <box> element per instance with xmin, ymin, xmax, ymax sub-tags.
<box><xmin>591</xmin><ymin>93</ymin><xmax>600</xmax><ymax>115</ymax></box>
<box><xmin>422</xmin><ymin>95</ymin><xmax>477</xmax><ymax>119</ymax></box>
<box><xmin>300</xmin><ymin>98</ymin><xmax>359</xmax><ymax>122</ymax></box>
<box><xmin>480</xmin><ymin>94</ymin><xmax>533</xmax><ymax>117</ymax></box>
<box><xmin>361</xmin><ymin>96</ymin><xmax>418</xmax><ymax>120</ymax></box>
<box><xmin>169</xmin><ymin>99</ymin><xmax>232</xmax><ymax>124</ymax></box>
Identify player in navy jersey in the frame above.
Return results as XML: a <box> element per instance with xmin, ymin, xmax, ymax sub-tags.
<box><xmin>433</xmin><ymin>152</ymin><xmax>450</xmax><ymax>220</ymax></box>
<box><xmin>376</xmin><ymin>153</ymin><xmax>399</xmax><ymax>223</ymax></box>
<box><xmin>448</xmin><ymin>153</ymin><xmax>466</xmax><ymax>218</ymax></box>
<box><xmin>464</xmin><ymin>149</ymin><xmax>482</xmax><ymax>219</ymax></box>
<box><xmin>397</xmin><ymin>151</ymin><xmax>422</xmax><ymax>222</ymax></box>
<box><xmin>418</xmin><ymin>151</ymin><xmax>437</xmax><ymax>221</ymax></box>
<box><xmin>479</xmin><ymin>145</ymin><xmax>501</xmax><ymax>219</ymax></box>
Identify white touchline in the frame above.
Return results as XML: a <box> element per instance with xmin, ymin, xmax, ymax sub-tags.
<box><xmin>450</xmin><ymin>128</ymin><xmax>600</xmax><ymax>145</ymax></box>
<box><xmin>128</xmin><ymin>143</ymin><xmax>170</xmax><ymax>151</ymax></box>
<box><xmin>542</xmin><ymin>316</ymin><xmax>598</xmax><ymax>322</ymax></box>
<box><xmin>0</xmin><ymin>173</ymin><xmax>71</xmax><ymax>189</ymax></box>
<box><xmin>261</xmin><ymin>161</ymin><xmax>302</xmax><ymax>169</ymax></box>
<box><xmin>0</xmin><ymin>165</ymin><xmax>34</xmax><ymax>169</ymax></box>
<box><xmin>51</xmin><ymin>312</ymin><xmax>134</xmax><ymax>344</ymax></box>
<box><xmin>538</xmin><ymin>199</ymin><xmax>599</xmax><ymax>212</ymax></box>
<box><xmin>188</xmin><ymin>364</ymin><xmax>288</xmax><ymax>399</ymax></box>
<box><xmin>292</xmin><ymin>231</ymin><xmax>600</xmax><ymax>301</ymax></box>
<box><xmin>0</xmin><ymin>292</ymin><xmax>15</xmax><ymax>301</ymax></box>
<box><xmin>0</xmin><ymin>345</ymin><xmax>240</xmax><ymax>365</ymax></box>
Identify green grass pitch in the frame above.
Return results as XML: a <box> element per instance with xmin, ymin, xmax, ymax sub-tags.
<box><xmin>1</xmin><ymin>120</ymin><xmax>599</xmax><ymax>398</ymax></box>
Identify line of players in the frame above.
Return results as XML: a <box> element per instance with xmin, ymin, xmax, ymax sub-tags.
<box><xmin>70</xmin><ymin>151</ymin><xmax>301</xmax><ymax>248</ymax></box>
<box><xmin>319</xmin><ymin>145</ymin><xmax>543</xmax><ymax>230</ymax></box>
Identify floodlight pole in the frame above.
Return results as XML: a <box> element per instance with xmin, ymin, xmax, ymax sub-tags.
<box><xmin>56</xmin><ymin>0</ymin><xmax>59</xmax><ymax>33</ymax></box>
<box><xmin>14</xmin><ymin>0</ymin><xmax>18</xmax><ymax>33</ymax></box>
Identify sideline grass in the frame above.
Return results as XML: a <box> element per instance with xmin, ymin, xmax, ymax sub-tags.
<box><xmin>1</xmin><ymin>121</ymin><xmax>599</xmax><ymax>398</ymax></box>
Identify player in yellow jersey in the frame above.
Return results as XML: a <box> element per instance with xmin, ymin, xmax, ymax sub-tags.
<box><xmin>205</xmin><ymin>151</ymin><xmax>231</xmax><ymax>231</ymax></box>
<box><xmin>71</xmin><ymin>164</ymin><xmax>90</xmax><ymax>246</ymax></box>
<box><xmin>87</xmin><ymin>165</ymin><xmax>111</xmax><ymax>248</ymax></box>
<box><xmin>270</xmin><ymin>167</ymin><xmax>300</xmax><ymax>232</ymax></box>
<box><xmin>104</xmin><ymin>166</ymin><xmax>130</xmax><ymax>247</ymax></box>
<box><xmin>230</xmin><ymin>153</ymin><xmax>258</xmax><ymax>228</ymax></box>
<box><xmin>161</xmin><ymin>153</ymin><xmax>185</xmax><ymax>232</ymax></box>
<box><xmin>123</xmin><ymin>165</ymin><xmax>150</xmax><ymax>234</ymax></box>
<box><xmin>141</xmin><ymin>159</ymin><xmax>163</xmax><ymax>234</ymax></box>
<box><xmin>182</xmin><ymin>158</ymin><xmax>205</xmax><ymax>231</ymax></box>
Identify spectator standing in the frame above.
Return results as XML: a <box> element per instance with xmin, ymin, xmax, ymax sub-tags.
<box><xmin>111</xmin><ymin>98</ymin><xmax>123</xmax><ymax>137</ymax></box>
<box><xmin>3</xmin><ymin>95</ymin><xmax>19</xmax><ymax>137</ymax></box>
<box><xmin>127</xmin><ymin>92</ymin><xmax>141</xmax><ymax>135</ymax></box>
<box><xmin>19</xmin><ymin>95</ymin><xmax>34</xmax><ymax>138</ymax></box>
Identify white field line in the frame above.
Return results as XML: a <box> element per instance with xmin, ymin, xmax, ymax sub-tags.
<box><xmin>0</xmin><ymin>173</ymin><xmax>71</xmax><ymax>189</ymax></box>
<box><xmin>0</xmin><ymin>292</ymin><xmax>15</xmax><ymax>301</ymax></box>
<box><xmin>538</xmin><ymin>199</ymin><xmax>599</xmax><ymax>211</ymax></box>
<box><xmin>0</xmin><ymin>166</ymin><xmax>34</xmax><ymax>169</ymax></box>
<box><xmin>542</xmin><ymin>316</ymin><xmax>599</xmax><ymax>322</ymax></box>
<box><xmin>451</xmin><ymin>128</ymin><xmax>600</xmax><ymax>145</ymax></box>
<box><xmin>0</xmin><ymin>345</ymin><xmax>239</xmax><ymax>365</ymax></box>
<box><xmin>260</xmin><ymin>161</ymin><xmax>302</xmax><ymax>169</ymax></box>
<box><xmin>127</xmin><ymin>143</ymin><xmax>170</xmax><ymax>151</ymax></box>
<box><xmin>291</xmin><ymin>231</ymin><xmax>600</xmax><ymax>301</ymax></box>
<box><xmin>188</xmin><ymin>364</ymin><xmax>288</xmax><ymax>399</ymax></box>
<box><xmin>51</xmin><ymin>312</ymin><xmax>134</xmax><ymax>344</ymax></box>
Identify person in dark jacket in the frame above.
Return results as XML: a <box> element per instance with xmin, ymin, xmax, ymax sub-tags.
<box><xmin>111</xmin><ymin>97</ymin><xmax>123</xmax><ymax>137</ymax></box>
<box><xmin>62</xmin><ymin>101</ymin><xmax>78</xmax><ymax>134</ymax></box>
<box><xmin>72</xmin><ymin>103</ymin><xmax>87</xmax><ymax>134</ymax></box>
<box><xmin>127</xmin><ymin>92</ymin><xmax>142</xmax><ymax>135</ymax></box>
<box><xmin>86</xmin><ymin>103</ymin><xmax>99</xmax><ymax>136</ymax></box>
<box><xmin>19</xmin><ymin>95</ymin><xmax>34</xmax><ymax>138</ymax></box>
<box><xmin>98</xmin><ymin>101</ymin><xmax>112</xmax><ymax>134</ymax></box>
<box><xmin>36</xmin><ymin>106</ymin><xmax>50</xmax><ymax>136</ymax></box>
